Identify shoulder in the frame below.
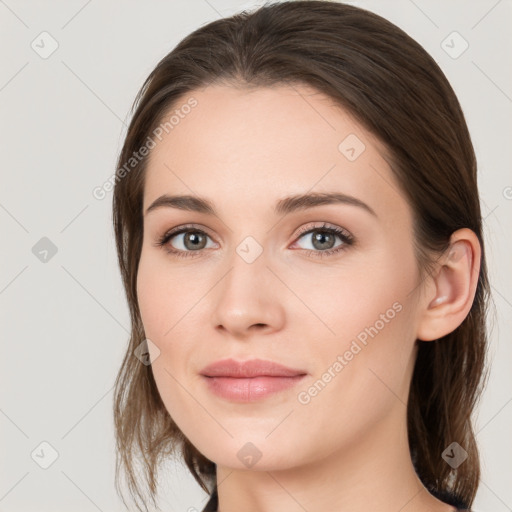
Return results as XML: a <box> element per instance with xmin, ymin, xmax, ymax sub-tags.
<box><xmin>198</xmin><ymin>487</ymin><xmax>486</xmax><ymax>512</ymax></box>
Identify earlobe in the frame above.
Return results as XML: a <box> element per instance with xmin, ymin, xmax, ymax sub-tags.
<box><xmin>416</xmin><ymin>229</ymin><xmax>480</xmax><ymax>342</ymax></box>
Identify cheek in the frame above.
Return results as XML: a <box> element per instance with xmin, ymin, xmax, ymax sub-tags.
<box><xmin>302</xmin><ymin>250</ymin><xmax>419</xmax><ymax>405</ymax></box>
<box><xmin>136</xmin><ymin>252</ymin><xmax>172</xmax><ymax>340</ymax></box>
<box><xmin>292</xmin><ymin>301</ymin><xmax>416</xmax><ymax>458</ymax></box>
<box><xmin>290</xmin><ymin>254</ymin><xmax>413</xmax><ymax>342</ymax></box>
<box><xmin>136</xmin><ymin>255</ymin><xmax>195</xmax><ymax>425</ymax></box>
<box><xmin>137</xmin><ymin>265</ymin><xmax>156</xmax><ymax>330</ymax></box>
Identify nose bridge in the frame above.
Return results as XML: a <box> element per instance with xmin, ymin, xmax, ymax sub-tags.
<box><xmin>210</xmin><ymin>236</ymin><xmax>285</xmax><ymax>335</ymax></box>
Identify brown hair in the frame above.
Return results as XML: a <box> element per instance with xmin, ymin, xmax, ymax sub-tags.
<box><xmin>112</xmin><ymin>1</ymin><xmax>491</xmax><ymax>510</ymax></box>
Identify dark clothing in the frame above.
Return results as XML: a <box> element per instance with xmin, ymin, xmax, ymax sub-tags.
<box><xmin>200</xmin><ymin>486</ymin><xmax>471</xmax><ymax>512</ymax></box>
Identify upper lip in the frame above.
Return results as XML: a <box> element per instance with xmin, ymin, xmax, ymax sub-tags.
<box><xmin>200</xmin><ymin>358</ymin><xmax>307</xmax><ymax>378</ymax></box>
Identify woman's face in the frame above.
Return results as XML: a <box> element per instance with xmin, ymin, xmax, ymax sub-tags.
<box><xmin>137</xmin><ymin>84</ymin><xmax>427</xmax><ymax>471</ymax></box>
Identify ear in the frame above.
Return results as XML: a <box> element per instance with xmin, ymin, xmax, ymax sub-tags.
<box><xmin>416</xmin><ymin>228</ymin><xmax>481</xmax><ymax>342</ymax></box>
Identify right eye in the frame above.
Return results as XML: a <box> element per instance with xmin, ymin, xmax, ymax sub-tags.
<box><xmin>154</xmin><ymin>225</ymin><xmax>218</xmax><ymax>259</ymax></box>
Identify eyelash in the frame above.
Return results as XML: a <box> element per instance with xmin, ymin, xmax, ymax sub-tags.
<box><xmin>153</xmin><ymin>222</ymin><xmax>354</xmax><ymax>260</ymax></box>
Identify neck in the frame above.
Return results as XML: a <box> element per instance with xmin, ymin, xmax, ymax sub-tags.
<box><xmin>214</xmin><ymin>406</ymin><xmax>456</xmax><ymax>512</ymax></box>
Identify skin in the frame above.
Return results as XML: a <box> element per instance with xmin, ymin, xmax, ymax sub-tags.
<box><xmin>136</xmin><ymin>84</ymin><xmax>481</xmax><ymax>512</ymax></box>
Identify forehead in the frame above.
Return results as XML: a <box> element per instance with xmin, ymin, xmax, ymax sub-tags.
<box><xmin>143</xmin><ymin>83</ymin><xmax>409</xmax><ymax>223</ymax></box>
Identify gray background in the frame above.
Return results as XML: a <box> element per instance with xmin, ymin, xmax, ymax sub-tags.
<box><xmin>1</xmin><ymin>0</ymin><xmax>511</xmax><ymax>511</ymax></box>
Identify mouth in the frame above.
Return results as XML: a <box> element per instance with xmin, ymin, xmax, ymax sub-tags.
<box><xmin>200</xmin><ymin>358</ymin><xmax>307</xmax><ymax>402</ymax></box>
<box><xmin>201</xmin><ymin>374</ymin><xmax>307</xmax><ymax>402</ymax></box>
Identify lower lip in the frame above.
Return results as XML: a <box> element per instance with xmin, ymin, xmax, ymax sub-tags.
<box><xmin>202</xmin><ymin>375</ymin><xmax>306</xmax><ymax>402</ymax></box>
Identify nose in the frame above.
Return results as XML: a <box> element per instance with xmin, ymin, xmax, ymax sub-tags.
<box><xmin>210</xmin><ymin>249</ymin><xmax>286</xmax><ymax>339</ymax></box>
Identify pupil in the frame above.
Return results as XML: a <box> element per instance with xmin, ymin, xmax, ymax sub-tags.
<box><xmin>186</xmin><ymin>232</ymin><xmax>205</xmax><ymax>249</ymax></box>
<box><xmin>314</xmin><ymin>231</ymin><xmax>334</xmax><ymax>249</ymax></box>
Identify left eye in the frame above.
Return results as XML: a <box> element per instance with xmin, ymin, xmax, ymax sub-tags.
<box><xmin>291</xmin><ymin>224</ymin><xmax>353</xmax><ymax>254</ymax></box>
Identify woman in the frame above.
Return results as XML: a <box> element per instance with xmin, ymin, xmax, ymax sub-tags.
<box><xmin>112</xmin><ymin>2</ymin><xmax>490</xmax><ymax>511</ymax></box>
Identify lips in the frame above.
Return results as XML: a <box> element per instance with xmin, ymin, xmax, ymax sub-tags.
<box><xmin>200</xmin><ymin>358</ymin><xmax>307</xmax><ymax>378</ymax></box>
<box><xmin>200</xmin><ymin>358</ymin><xmax>307</xmax><ymax>402</ymax></box>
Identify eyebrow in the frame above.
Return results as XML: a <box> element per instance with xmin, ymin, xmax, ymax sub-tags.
<box><xmin>144</xmin><ymin>192</ymin><xmax>377</xmax><ymax>218</ymax></box>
